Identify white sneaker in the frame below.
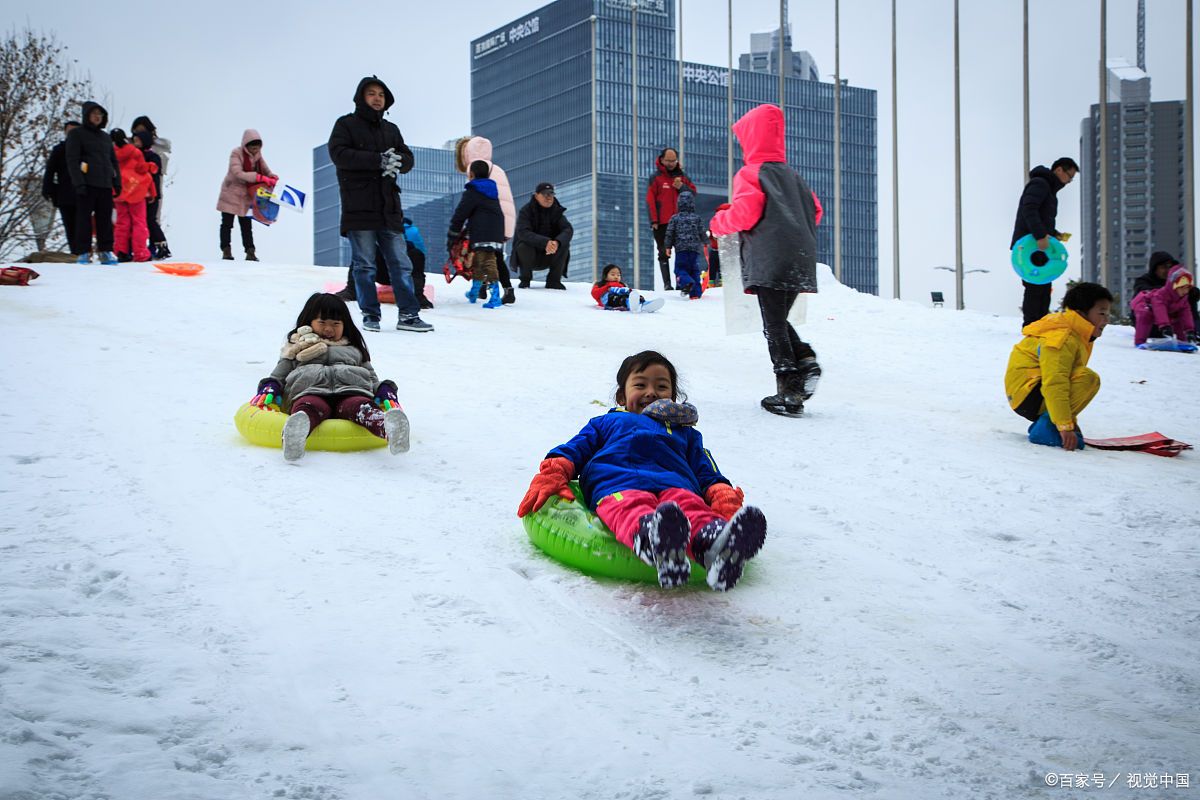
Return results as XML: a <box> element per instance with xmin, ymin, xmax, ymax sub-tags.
<box><xmin>384</xmin><ymin>408</ymin><xmax>410</xmax><ymax>454</ymax></box>
<box><xmin>281</xmin><ymin>412</ymin><xmax>311</xmax><ymax>462</ymax></box>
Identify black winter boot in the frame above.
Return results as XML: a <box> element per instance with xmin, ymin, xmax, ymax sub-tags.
<box><xmin>221</xmin><ymin>246</ymin><xmax>234</xmax><ymax>261</ymax></box>
<box><xmin>695</xmin><ymin>507</ymin><xmax>766</xmax><ymax>591</ymax></box>
<box><xmin>760</xmin><ymin>373</ymin><xmax>804</xmax><ymax>417</ymax></box>
<box><xmin>630</xmin><ymin>503</ymin><xmax>692</xmax><ymax>588</ymax></box>
<box><xmin>245</xmin><ymin>248</ymin><xmax>259</xmax><ymax>262</ymax></box>
<box><xmin>793</xmin><ymin>358</ymin><xmax>822</xmax><ymax>401</ymax></box>
<box><xmin>658</xmin><ymin>260</ymin><xmax>673</xmax><ymax>291</ymax></box>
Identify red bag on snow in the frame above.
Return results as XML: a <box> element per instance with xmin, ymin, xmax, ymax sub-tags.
<box><xmin>0</xmin><ymin>267</ymin><xmax>39</xmax><ymax>286</ymax></box>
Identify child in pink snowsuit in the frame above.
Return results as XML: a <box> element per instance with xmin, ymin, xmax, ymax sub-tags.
<box><xmin>1130</xmin><ymin>266</ymin><xmax>1197</xmax><ymax>345</ymax></box>
<box><xmin>111</xmin><ymin>129</ymin><xmax>157</xmax><ymax>262</ymax></box>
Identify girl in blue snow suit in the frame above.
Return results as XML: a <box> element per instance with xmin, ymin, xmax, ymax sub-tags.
<box><xmin>517</xmin><ymin>350</ymin><xmax>766</xmax><ymax>591</ymax></box>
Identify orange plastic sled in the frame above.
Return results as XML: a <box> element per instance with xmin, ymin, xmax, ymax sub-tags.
<box><xmin>154</xmin><ymin>262</ymin><xmax>205</xmax><ymax>276</ymax></box>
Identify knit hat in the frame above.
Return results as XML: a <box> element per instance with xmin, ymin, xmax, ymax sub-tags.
<box><xmin>1149</xmin><ymin>251</ymin><xmax>1179</xmax><ymax>272</ymax></box>
<box><xmin>1168</xmin><ymin>266</ymin><xmax>1194</xmax><ymax>291</ymax></box>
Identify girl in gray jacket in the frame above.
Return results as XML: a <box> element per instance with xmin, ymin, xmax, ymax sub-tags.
<box><xmin>251</xmin><ymin>293</ymin><xmax>409</xmax><ymax>461</ymax></box>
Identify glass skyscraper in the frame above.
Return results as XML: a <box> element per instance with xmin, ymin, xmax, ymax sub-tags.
<box><xmin>313</xmin><ymin>0</ymin><xmax>878</xmax><ymax>294</ymax></box>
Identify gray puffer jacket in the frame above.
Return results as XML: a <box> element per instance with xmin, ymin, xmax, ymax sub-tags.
<box><xmin>664</xmin><ymin>191</ymin><xmax>706</xmax><ymax>253</ymax></box>
<box><xmin>267</xmin><ymin>342</ymin><xmax>380</xmax><ymax>407</ymax></box>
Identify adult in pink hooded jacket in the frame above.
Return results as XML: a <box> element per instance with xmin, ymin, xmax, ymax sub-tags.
<box><xmin>455</xmin><ymin>135</ymin><xmax>517</xmax><ymax>303</ymax></box>
<box><xmin>216</xmin><ymin>128</ymin><xmax>276</xmax><ymax>261</ymax></box>
<box><xmin>710</xmin><ymin>104</ymin><xmax>823</xmax><ymax>418</ymax></box>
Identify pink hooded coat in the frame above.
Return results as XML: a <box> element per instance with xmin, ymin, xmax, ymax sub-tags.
<box><xmin>216</xmin><ymin>128</ymin><xmax>276</xmax><ymax>216</ymax></box>
<box><xmin>455</xmin><ymin>136</ymin><xmax>516</xmax><ymax>239</ymax></box>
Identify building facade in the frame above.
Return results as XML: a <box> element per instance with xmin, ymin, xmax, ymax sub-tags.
<box><xmin>470</xmin><ymin>0</ymin><xmax>878</xmax><ymax>292</ymax></box>
<box><xmin>1080</xmin><ymin>59</ymin><xmax>1187</xmax><ymax>308</ymax></box>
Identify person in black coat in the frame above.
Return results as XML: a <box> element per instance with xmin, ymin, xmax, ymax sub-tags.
<box><xmin>514</xmin><ymin>182</ymin><xmax>573</xmax><ymax>289</ymax></box>
<box><xmin>42</xmin><ymin>121</ymin><xmax>80</xmax><ymax>253</ymax></box>
<box><xmin>448</xmin><ymin>160</ymin><xmax>507</xmax><ymax>307</ymax></box>
<box><xmin>327</xmin><ymin>75</ymin><xmax>430</xmax><ymax>332</ymax></box>
<box><xmin>65</xmin><ymin>101</ymin><xmax>121</xmax><ymax>261</ymax></box>
<box><xmin>1010</xmin><ymin>157</ymin><xmax>1078</xmax><ymax>327</ymax></box>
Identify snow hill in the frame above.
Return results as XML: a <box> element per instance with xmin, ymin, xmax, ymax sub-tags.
<box><xmin>1</xmin><ymin>261</ymin><xmax>1197</xmax><ymax>800</ymax></box>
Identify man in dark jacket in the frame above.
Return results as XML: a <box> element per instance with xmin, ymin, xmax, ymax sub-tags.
<box><xmin>514</xmin><ymin>182</ymin><xmax>573</xmax><ymax>289</ymax></box>
<box><xmin>42</xmin><ymin>121</ymin><xmax>80</xmax><ymax>253</ymax></box>
<box><xmin>646</xmin><ymin>148</ymin><xmax>697</xmax><ymax>290</ymax></box>
<box><xmin>327</xmin><ymin>76</ymin><xmax>431</xmax><ymax>333</ymax></box>
<box><xmin>1011</xmin><ymin>157</ymin><xmax>1078</xmax><ymax>327</ymax></box>
<box><xmin>65</xmin><ymin>102</ymin><xmax>120</xmax><ymax>263</ymax></box>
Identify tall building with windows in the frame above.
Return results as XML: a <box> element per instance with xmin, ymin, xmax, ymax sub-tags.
<box><xmin>1080</xmin><ymin>58</ymin><xmax>1187</xmax><ymax>306</ymax></box>
<box><xmin>313</xmin><ymin>144</ymin><xmax>461</xmax><ymax>268</ymax></box>
<box><xmin>313</xmin><ymin>0</ymin><xmax>878</xmax><ymax>294</ymax></box>
<box><xmin>738</xmin><ymin>26</ymin><xmax>820</xmax><ymax>82</ymax></box>
<box><xmin>470</xmin><ymin>0</ymin><xmax>877</xmax><ymax>292</ymax></box>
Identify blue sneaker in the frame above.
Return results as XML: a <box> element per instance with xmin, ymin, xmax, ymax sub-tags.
<box><xmin>363</xmin><ymin>317</ymin><xmax>381</xmax><ymax>332</ymax></box>
<box><xmin>1027</xmin><ymin>412</ymin><xmax>1063</xmax><ymax>447</ymax></box>
<box><xmin>76</xmin><ymin>253</ymin><xmax>91</xmax><ymax>264</ymax></box>
<box><xmin>99</xmin><ymin>251</ymin><xmax>119</xmax><ymax>265</ymax></box>
<box><xmin>396</xmin><ymin>316</ymin><xmax>433</xmax><ymax>332</ymax></box>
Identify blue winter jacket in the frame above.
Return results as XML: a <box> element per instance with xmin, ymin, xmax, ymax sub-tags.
<box><xmin>547</xmin><ymin>408</ymin><xmax>729</xmax><ymax>510</ymax></box>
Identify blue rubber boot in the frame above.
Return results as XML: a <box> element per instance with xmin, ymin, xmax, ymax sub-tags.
<box><xmin>1027</xmin><ymin>412</ymin><xmax>1063</xmax><ymax>448</ymax></box>
<box><xmin>465</xmin><ymin>279</ymin><xmax>482</xmax><ymax>304</ymax></box>
<box><xmin>482</xmin><ymin>282</ymin><xmax>503</xmax><ymax>309</ymax></box>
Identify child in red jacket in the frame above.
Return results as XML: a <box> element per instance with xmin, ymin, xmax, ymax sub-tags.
<box><xmin>110</xmin><ymin>129</ymin><xmax>157</xmax><ymax>262</ymax></box>
<box><xmin>591</xmin><ymin>264</ymin><xmax>663</xmax><ymax>313</ymax></box>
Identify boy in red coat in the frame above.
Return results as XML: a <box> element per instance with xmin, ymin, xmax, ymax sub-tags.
<box><xmin>110</xmin><ymin>129</ymin><xmax>157</xmax><ymax>262</ymax></box>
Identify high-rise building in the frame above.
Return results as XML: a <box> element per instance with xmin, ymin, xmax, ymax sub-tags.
<box><xmin>1080</xmin><ymin>59</ymin><xmax>1187</xmax><ymax>306</ymax></box>
<box><xmin>313</xmin><ymin>0</ymin><xmax>878</xmax><ymax>294</ymax></box>
<box><xmin>738</xmin><ymin>26</ymin><xmax>820</xmax><ymax>82</ymax></box>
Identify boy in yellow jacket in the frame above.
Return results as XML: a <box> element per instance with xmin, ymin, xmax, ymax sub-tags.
<box><xmin>1005</xmin><ymin>282</ymin><xmax>1114</xmax><ymax>451</ymax></box>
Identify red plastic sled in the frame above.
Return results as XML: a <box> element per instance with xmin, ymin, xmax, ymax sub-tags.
<box><xmin>154</xmin><ymin>262</ymin><xmax>204</xmax><ymax>276</ymax></box>
<box><xmin>1082</xmin><ymin>432</ymin><xmax>1193</xmax><ymax>458</ymax></box>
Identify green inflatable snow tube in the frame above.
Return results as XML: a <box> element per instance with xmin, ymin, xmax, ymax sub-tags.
<box><xmin>522</xmin><ymin>482</ymin><xmax>708</xmax><ymax>585</ymax></box>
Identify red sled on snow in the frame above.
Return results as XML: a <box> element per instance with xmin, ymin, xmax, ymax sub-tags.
<box><xmin>443</xmin><ymin>236</ymin><xmax>472</xmax><ymax>283</ymax></box>
<box><xmin>1082</xmin><ymin>432</ymin><xmax>1193</xmax><ymax>458</ymax></box>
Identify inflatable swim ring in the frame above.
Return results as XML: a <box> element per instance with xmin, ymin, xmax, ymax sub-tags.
<box><xmin>233</xmin><ymin>402</ymin><xmax>387</xmax><ymax>452</ymax></box>
<box><xmin>154</xmin><ymin>262</ymin><xmax>204</xmax><ymax>276</ymax></box>
<box><xmin>1010</xmin><ymin>234</ymin><xmax>1068</xmax><ymax>285</ymax></box>
<box><xmin>522</xmin><ymin>482</ymin><xmax>709</xmax><ymax>585</ymax></box>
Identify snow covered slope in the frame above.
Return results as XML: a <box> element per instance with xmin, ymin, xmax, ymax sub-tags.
<box><xmin>1</xmin><ymin>261</ymin><xmax>1196</xmax><ymax>799</ymax></box>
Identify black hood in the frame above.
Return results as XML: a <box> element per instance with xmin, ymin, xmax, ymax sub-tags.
<box><xmin>1029</xmin><ymin>165</ymin><xmax>1062</xmax><ymax>192</ymax></box>
<box><xmin>81</xmin><ymin>101</ymin><xmax>108</xmax><ymax>130</ymax></box>
<box><xmin>353</xmin><ymin>76</ymin><xmax>395</xmax><ymax>119</ymax></box>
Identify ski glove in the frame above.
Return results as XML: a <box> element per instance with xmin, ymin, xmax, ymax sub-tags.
<box><xmin>252</xmin><ymin>378</ymin><xmax>283</xmax><ymax>411</ymax></box>
<box><xmin>373</xmin><ymin>380</ymin><xmax>400</xmax><ymax>412</ymax></box>
<box><xmin>517</xmin><ymin>457</ymin><xmax>576</xmax><ymax>517</ymax></box>
<box><xmin>1159</xmin><ymin>325</ymin><xmax>1175</xmax><ymax>340</ymax></box>
<box><xmin>380</xmin><ymin>148</ymin><xmax>405</xmax><ymax>177</ymax></box>
<box><xmin>258</xmin><ymin>174</ymin><xmax>278</xmax><ymax>188</ymax></box>
<box><xmin>704</xmin><ymin>483</ymin><xmax>744</xmax><ymax>520</ymax></box>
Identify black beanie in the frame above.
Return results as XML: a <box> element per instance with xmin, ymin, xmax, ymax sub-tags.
<box><xmin>1149</xmin><ymin>251</ymin><xmax>1178</xmax><ymax>271</ymax></box>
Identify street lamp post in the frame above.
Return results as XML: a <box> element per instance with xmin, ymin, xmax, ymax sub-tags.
<box><xmin>934</xmin><ymin>266</ymin><xmax>989</xmax><ymax>309</ymax></box>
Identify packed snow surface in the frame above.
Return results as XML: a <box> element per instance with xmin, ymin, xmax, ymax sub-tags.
<box><xmin>1</xmin><ymin>261</ymin><xmax>1197</xmax><ymax>799</ymax></box>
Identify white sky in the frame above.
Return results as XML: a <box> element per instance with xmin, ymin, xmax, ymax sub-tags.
<box><xmin>13</xmin><ymin>0</ymin><xmax>1198</xmax><ymax>315</ymax></box>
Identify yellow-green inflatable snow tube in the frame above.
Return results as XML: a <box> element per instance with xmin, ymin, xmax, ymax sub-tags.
<box><xmin>523</xmin><ymin>482</ymin><xmax>709</xmax><ymax>585</ymax></box>
<box><xmin>233</xmin><ymin>403</ymin><xmax>387</xmax><ymax>452</ymax></box>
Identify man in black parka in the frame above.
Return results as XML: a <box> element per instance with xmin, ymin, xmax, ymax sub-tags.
<box><xmin>327</xmin><ymin>76</ymin><xmax>431</xmax><ymax>333</ymax></box>
<box><xmin>1011</xmin><ymin>157</ymin><xmax>1078</xmax><ymax>327</ymax></box>
<box><xmin>65</xmin><ymin>102</ymin><xmax>121</xmax><ymax>262</ymax></box>
<box><xmin>513</xmin><ymin>182</ymin><xmax>573</xmax><ymax>289</ymax></box>
<box><xmin>42</xmin><ymin>121</ymin><xmax>80</xmax><ymax>253</ymax></box>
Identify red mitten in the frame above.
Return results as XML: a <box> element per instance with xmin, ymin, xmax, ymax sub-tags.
<box><xmin>704</xmin><ymin>483</ymin><xmax>744</xmax><ymax>520</ymax></box>
<box><xmin>517</xmin><ymin>457</ymin><xmax>576</xmax><ymax>517</ymax></box>
<box><xmin>259</xmin><ymin>174</ymin><xmax>278</xmax><ymax>188</ymax></box>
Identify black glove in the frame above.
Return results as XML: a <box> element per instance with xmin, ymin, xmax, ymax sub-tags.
<box><xmin>1159</xmin><ymin>325</ymin><xmax>1175</xmax><ymax>340</ymax></box>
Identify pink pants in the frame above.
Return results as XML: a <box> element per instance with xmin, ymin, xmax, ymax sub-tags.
<box><xmin>114</xmin><ymin>201</ymin><xmax>150</xmax><ymax>261</ymax></box>
<box><xmin>290</xmin><ymin>394</ymin><xmax>385</xmax><ymax>438</ymax></box>
<box><xmin>594</xmin><ymin>487</ymin><xmax>723</xmax><ymax>561</ymax></box>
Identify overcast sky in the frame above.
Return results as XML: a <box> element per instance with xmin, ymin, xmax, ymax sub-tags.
<box><xmin>16</xmin><ymin>0</ymin><xmax>1198</xmax><ymax>315</ymax></box>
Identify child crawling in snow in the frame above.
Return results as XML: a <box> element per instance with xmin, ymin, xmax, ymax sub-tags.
<box><xmin>517</xmin><ymin>350</ymin><xmax>765</xmax><ymax>590</ymax></box>
<box><xmin>252</xmin><ymin>292</ymin><xmax>410</xmax><ymax>461</ymax></box>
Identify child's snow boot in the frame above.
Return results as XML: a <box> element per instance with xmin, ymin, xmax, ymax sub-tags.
<box><xmin>383</xmin><ymin>408</ymin><xmax>410</xmax><ymax>454</ymax></box>
<box><xmin>692</xmin><ymin>506</ymin><xmax>767</xmax><ymax>591</ymax></box>
<box><xmin>281</xmin><ymin>411</ymin><xmax>311</xmax><ymax>462</ymax></box>
<box><xmin>99</xmin><ymin>251</ymin><xmax>119</xmax><ymax>266</ymax></box>
<box><xmin>1027</xmin><ymin>412</ymin><xmax>1063</xmax><ymax>448</ymax></box>
<box><xmin>483</xmin><ymin>282</ymin><xmax>503</xmax><ymax>309</ymax></box>
<box><xmin>631</xmin><ymin>502</ymin><xmax>692</xmax><ymax>588</ymax></box>
<box><xmin>221</xmin><ymin>246</ymin><xmax>234</xmax><ymax>261</ymax></box>
<box><xmin>761</xmin><ymin>373</ymin><xmax>804</xmax><ymax>417</ymax></box>
<box><xmin>465</xmin><ymin>279</ymin><xmax>482</xmax><ymax>304</ymax></box>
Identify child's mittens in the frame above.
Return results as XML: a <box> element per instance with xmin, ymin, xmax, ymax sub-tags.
<box><xmin>373</xmin><ymin>379</ymin><xmax>400</xmax><ymax>412</ymax></box>
<box><xmin>517</xmin><ymin>457</ymin><xmax>576</xmax><ymax>517</ymax></box>
<box><xmin>252</xmin><ymin>378</ymin><xmax>283</xmax><ymax>411</ymax></box>
<box><xmin>704</xmin><ymin>483</ymin><xmax>745</xmax><ymax>520</ymax></box>
<box><xmin>642</xmin><ymin>399</ymin><xmax>699</xmax><ymax>426</ymax></box>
